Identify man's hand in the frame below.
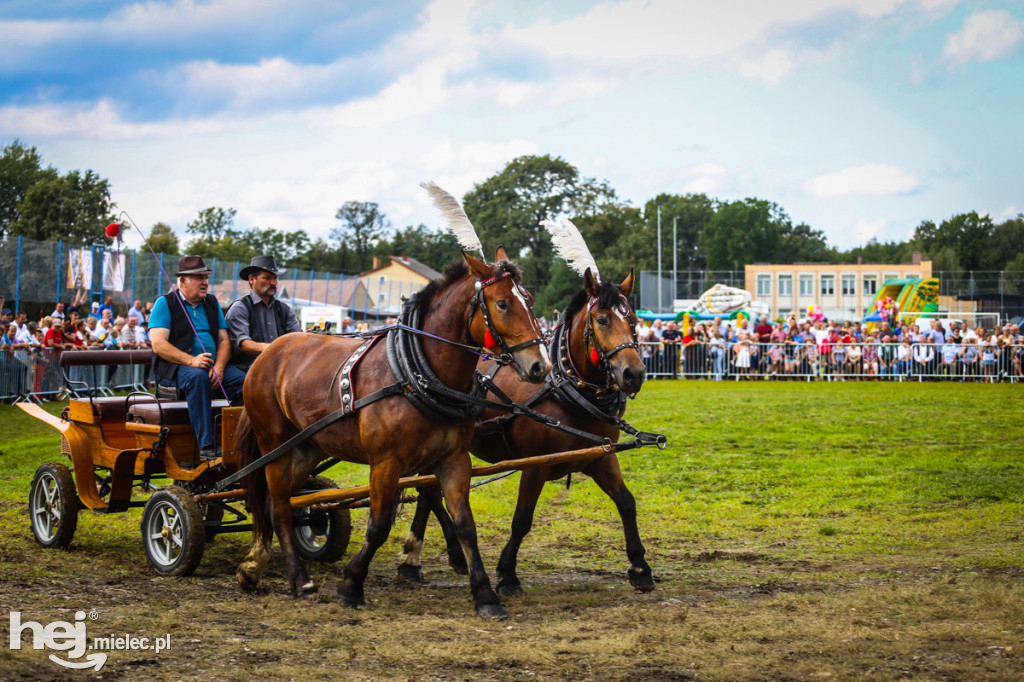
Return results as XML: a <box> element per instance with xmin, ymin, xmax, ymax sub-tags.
<box><xmin>190</xmin><ymin>352</ymin><xmax>214</xmax><ymax>370</ymax></box>
<box><xmin>209</xmin><ymin>363</ymin><xmax>226</xmax><ymax>385</ymax></box>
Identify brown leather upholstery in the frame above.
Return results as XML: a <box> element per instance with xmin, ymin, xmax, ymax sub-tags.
<box><xmin>128</xmin><ymin>400</ymin><xmax>230</xmax><ymax>426</ymax></box>
<box><xmin>85</xmin><ymin>395</ymin><xmax>158</xmax><ymax>421</ymax></box>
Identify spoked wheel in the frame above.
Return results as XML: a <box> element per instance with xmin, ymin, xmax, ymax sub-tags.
<box><xmin>141</xmin><ymin>486</ymin><xmax>205</xmax><ymax>576</ymax></box>
<box><xmin>292</xmin><ymin>476</ymin><xmax>352</xmax><ymax>562</ymax></box>
<box><xmin>29</xmin><ymin>463</ymin><xmax>78</xmax><ymax>548</ymax></box>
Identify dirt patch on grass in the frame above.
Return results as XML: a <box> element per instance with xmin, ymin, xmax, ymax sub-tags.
<box><xmin>2</xmin><ymin>521</ymin><xmax>1022</xmax><ymax>681</ymax></box>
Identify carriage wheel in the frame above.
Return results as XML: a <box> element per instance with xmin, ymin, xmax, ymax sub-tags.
<box><xmin>141</xmin><ymin>486</ymin><xmax>205</xmax><ymax>576</ymax></box>
<box><xmin>292</xmin><ymin>476</ymin><xmax>352</xmax><ymax>563</ymax></box>
<box><xmin>29</xmin><ymin>463</ymin><xmax>79</xmax><ymax>549</ymax></box>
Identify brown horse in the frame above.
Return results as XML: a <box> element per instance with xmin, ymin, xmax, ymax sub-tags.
<box><xmin>231</xmin><ymin>249</ymin><xmax>551</xmax><ymax>616</ymax></box>
<box><xmin>399</xmin><ymin>268</ymin><xmax>654</xmax><ymax>595</ymax></box>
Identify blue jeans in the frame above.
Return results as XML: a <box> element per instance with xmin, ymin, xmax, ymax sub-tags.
<box><xmin>161</xmin><ymin>364</ymin><xmax>245</xmax><ymax>448</ymax></box>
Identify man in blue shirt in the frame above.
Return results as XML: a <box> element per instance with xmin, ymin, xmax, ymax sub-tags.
<box><xmin>149</xmin><ymin>256</ymin><xmax>244</xmax><ymax>462</ymax></box>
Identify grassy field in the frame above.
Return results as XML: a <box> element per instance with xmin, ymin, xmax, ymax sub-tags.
<box><xmin>1</xmin><ymin>381</ymin><xmax>1021</xmax><ymax>680</ymax></box>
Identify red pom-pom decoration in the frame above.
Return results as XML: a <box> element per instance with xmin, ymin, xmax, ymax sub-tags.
<box><xmin>105</xmin><ymin>223</ymin><xmax>121</xmax><ymax>238</ymax></box>
<box><xmin>590</xmin><ymin>349</ymin><xmax>600</xmax><ymax>365</ymax></box>
<box><xmin>484</xmin><ymin>330</ymin><xmax>498</xmax><ymax>349</ymax></box>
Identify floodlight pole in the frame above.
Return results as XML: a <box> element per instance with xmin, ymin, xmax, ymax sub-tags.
<box><xmin>673</xmin><ymin>216</ymin><xmax>677</xmax><ymax>314</ymax></box>
<box><xmin>657</xmin><ymin>205</ymin><xmax>662</xmax><ymax>312</ymax></box>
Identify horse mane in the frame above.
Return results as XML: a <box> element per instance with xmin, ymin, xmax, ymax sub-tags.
<box><xmin>413</xmin><ymin>257</ymin><xmax>524</xmax><ymax>318</ymax></box>
<box><xmin>561</xmin><ymin>279</ymin><xmax>627</xmax><ymax>322</ymax></box>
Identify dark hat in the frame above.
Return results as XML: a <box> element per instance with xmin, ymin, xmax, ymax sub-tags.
<box><xmin>1</xmin><ymin>308</ymin><xmax>11</xmax><ymax>316</ymax></box>
<box><xmin>240</xmin><ymin>255</ymin><xmax>282</xmax><ymax>279</ymax></box>
<box><xmin>175</xmin><ymin>255</ymin><xmax>213</xmax><ymax>277</ymax></box>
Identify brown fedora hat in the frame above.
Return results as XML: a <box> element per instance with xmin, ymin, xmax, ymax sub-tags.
<box><xmin>175</xmin><ymin>255</ymin><xmax>213</xmax><ymax>277</ymax></box>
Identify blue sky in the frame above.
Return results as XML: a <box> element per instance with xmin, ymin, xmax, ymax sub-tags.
<box><xmin>1</xmin><ymin>0</ymin><xmax>1021</xmax><ymax>252</ymax></box>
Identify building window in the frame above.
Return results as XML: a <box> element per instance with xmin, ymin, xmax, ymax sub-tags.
<box><xmin>884</xmin><ymin>272</ymin><xmax>899</xmax><ymax>284</ymax></box>
<box><xmin>778</xmin><ymin>275</ymin><xmax>792</xmax><ymax>296</ymax></box>
<box><xmin>799</xmin><ymin>274</ymin><xmax>814</xmax><ymax>296</ymax></box>
<box><xmin>841</xmin><ymin>274</ymin><xmax>856</xmax><ymax>296</ymax></box>
<box><xmin>863</xmin><ymin>276</ymin><xmax>877</xmax><ymax>296</ymax></box>
<box><xmin>821</xmin><ymin>275</ymin><xmax>835</xmax><ymax>296</ymax></box>
<box><xmin>757</xmin><ymin>274</ymin><xmax>771</xmax><ymax>297</ymax></box>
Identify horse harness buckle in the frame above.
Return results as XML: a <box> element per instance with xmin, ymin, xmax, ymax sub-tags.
<box><xmin>339</xmin><ymin>334</ymin><xmax>385</xmax><ymax>415</ymax></box>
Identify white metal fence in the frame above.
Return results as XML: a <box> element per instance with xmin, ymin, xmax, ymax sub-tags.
<box><xmin>641</xmin><ymin>341</ymin><xmax>1024</xmax><ymax>383</ymax></box>
<box><xmin>0</xmin><ymin>348</ymin><xmax>150</xmax><ymax>403</ymax></box>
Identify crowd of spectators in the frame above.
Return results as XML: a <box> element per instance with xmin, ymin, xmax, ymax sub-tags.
<box><xmin>1</xmin><ymin>295</ymin><xmax>156</xmax><ymax>400</ymax></box>
<box><xmin>634</xmin><ymin>313</ymin><xmax>1024</xmax><ymax>382</ymax></box>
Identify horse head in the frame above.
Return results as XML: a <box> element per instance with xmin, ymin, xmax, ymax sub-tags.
<box><xmin>465</xmin><ymin>246</ymin><xmax>551</xmax><ymax>383</ymax></box>
<box><xmin>577</xmin><ymin>267</ymin><xmax>645</xmax><ymax>395</ymax></box>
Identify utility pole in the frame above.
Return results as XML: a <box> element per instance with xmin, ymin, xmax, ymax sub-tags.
<box><xmin>673</xmin><ymin>216</ymin><xmax>677</xmax><ymax>313</ymax></box>
<box><xmin>657</xmin><ymin>205</ymin><xmax>662</xmax><ymax>312</ymax></box>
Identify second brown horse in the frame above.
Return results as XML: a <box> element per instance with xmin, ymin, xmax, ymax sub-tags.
<box><xmin>230</xmin><ymin>249</ymin><xmax>550</xmax><ymax>616</ymax></box>
<box><xmin>399</xmin><ymin>268</ymin><xmax>654</xmax><ymax>595</ymax></box>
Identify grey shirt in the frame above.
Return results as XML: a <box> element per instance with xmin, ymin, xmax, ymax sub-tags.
<box><xmin>225</xmin><ymin>291</ymin><xmax>301</xmax><ymax>365</ymax></box>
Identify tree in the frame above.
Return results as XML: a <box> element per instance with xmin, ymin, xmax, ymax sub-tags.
<box><xmin>186</xmin><ymin>207</ymin><xmax>237</xmax><ymax>242</ymax></box>
<box><xmin>146</xmin><ymin>222</ymin><xmax>179</xmax><ymax>256</ymax></box>
<box><xmin>778</xmin><ymin>222</ymin><xmax>835</xmax><ymax>263</ymax></box>
<box><xmin>463</xmin><ymin>155</ymin><xmax>581</xmax><ymax>288</ymax></box>
<box><xmin>702</xmin><ymin>198</ymin><xmax>789</xmax><ymax>270</ymax></box>
<box><xmin>375</xmin><ymin>223</ymin><xmax>462</xmax><ymax>271</ymax></box>
<box><xmin>912</xmin><ymin>212</ymin><xmax>994</xmax><ymax>271</ymax></box>
<box><xmin>243</xmin><ymin>227</ymin><xmax>310</xmax><ymax>266</ymax></box>
<box><xmin>332</xmin><ymin>201</ymin><xmax>389</xmax><ymax>271</ymax></box>
<box><xmin>0</xmin><ymin>140</ymin><xmax>56</xmax><ymax>240</ymax></box>
<box><xmin>986</xmin><ymin>214</ymin><xmax>1024</xmax><ymax>271</ymax></box>
<box><xmin>11</xmin><ymin>169</ymin><xmax>115</xmax><ymax>245</ymax></box>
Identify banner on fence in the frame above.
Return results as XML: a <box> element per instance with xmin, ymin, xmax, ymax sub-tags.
<box><xmin>67</xmin><ymin>249</ymin><xmax>93</xmax><ymax>288</ymax></box>
<box><xmin>102</xmin><ymin>252</ymin><xmax>125</xmax><ymax>292</ymax></box>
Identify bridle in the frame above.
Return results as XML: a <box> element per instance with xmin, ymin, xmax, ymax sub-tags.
<box><xmin>466</xmin><ymin>269</ymin><xmax>546</xmax><ymax>370</ymax></box>
<box><xmin>582</xmin><ymin>294</ymin><xmax>640</xmax><ymax>375</ymax></box>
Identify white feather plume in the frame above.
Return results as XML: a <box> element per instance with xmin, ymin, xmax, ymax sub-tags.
<box><xmin>542</xmin><ymin>217</ymin><xmax>599</xmax><ymax>280</ymax></box>
<box><xmin>420</xmin><ymin>181</ymin><xmax>484</xmax><ymax>258</ymax></box>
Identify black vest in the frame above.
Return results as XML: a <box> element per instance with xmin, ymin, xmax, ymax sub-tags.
<box><xmin>228</xmin><ymin>295</ymin><xmax>287</xmax><ymax>370</ymax></box>
<box><xmin>153</xmin><ymin>291</ymin><xmax>222</xmax><ymax>381</ymax></box>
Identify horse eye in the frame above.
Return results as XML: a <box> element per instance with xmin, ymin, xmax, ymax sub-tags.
<box><xmin>597</xmin><ymin>316</ymin><xmax>609</xmax><ymax>326</ymax></box>
<box><xmin>496</xmin><ymin>299</ymin><xmax>509</xmax><ymax>312</ymax></box>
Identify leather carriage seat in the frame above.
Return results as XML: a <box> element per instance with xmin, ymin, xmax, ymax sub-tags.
<box><xmin>128</xmin><ymin>400</ymin><xmax>231</xmax><ymax>426</ymax></box>
<box><xmin>76</xmin><ymin>395</ymin><xmax>158</xmax><ymax>422</ymax></box>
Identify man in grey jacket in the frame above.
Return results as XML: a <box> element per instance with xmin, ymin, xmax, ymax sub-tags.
<box><xmin>225</xmin><ymin>255</ymin><xmax>301</xmax><ymax>374</ymax></box>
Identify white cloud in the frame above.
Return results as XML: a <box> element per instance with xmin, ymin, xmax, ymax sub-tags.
<box><xmin>739</xmin><ymin>49</ymin><xmax>795</xmax><ymax>84</ymax></box>
<box><xmin>983</xmin><ymin>204</ymin><xmax>1020</xmax><ymax>222</ymax></box>
<box><xmin>854</xmin><ymin>218</ymin><xmax>886</xmax><ymax>243</ymax></box>
<box><xmin>682</xmin><ymin>163</ymin><xmax>728</xmax><ymax>194</ymax></box>
<box><xmin>804</xmin><ymin>163</ymin><xmax>919</xmax><ymax>198</ymax></box>
<box><xmin>943</xmin><ymin>10</ymin><xmax>1023</xmax><ymax>65</ymax></box>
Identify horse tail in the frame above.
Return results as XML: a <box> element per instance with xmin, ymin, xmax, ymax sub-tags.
<box><xmin>234</xmin><ymin>409</ymin><xmax>272</xmax><ymax>544</ymax></box>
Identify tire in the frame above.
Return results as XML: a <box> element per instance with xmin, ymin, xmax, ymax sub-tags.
<box><xmin>29</xmin><ymin>463</ymin><xmax>79</xmax><ymax>549</ymax></box>
<box><xmin>141</xmin><ymin>486</ymin><xmax>205</xmax><ymax>576</ymax></box>
<box><xmin>292</xmin><ymin>476</ymin><xmax>352</xmax><ymax>563</ymax></box>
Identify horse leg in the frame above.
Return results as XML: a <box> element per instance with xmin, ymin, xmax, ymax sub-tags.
<box><xmin>399</xmin><ymin>483</ymin><xmax>468</xmax><ymax>581</ymax></box>
<box><xmin>237</xmin><ymin>510</ymin><xmax>272</xmax><ymax>592</ymax></box>
<box><xmin>495</xmin><ymin>466</ymin><xmax>547</xmax><ymax>597</ymax></box>
<box><xmin>264</xmin><ymin>461</ymin><xmax>317</xmax><ymax>600</ymax></box>
<box><xmin>585</xmin><ymin>456</ymin><xmax>655</xmax><ymax>592</ymax></box>
<box><xmin>338</xmin><ymin>462</ymin><xmax>402</xmax><ymax>608</ymax></box>
<box><xmin>398</xmin><ymin>489</ymin><xmax>433</xmax><ymax>583</ymax></box>
<box><xmin>434</xmin><ymin>455</ymin><xmax>505</xmax><ymax>617</ymax></box>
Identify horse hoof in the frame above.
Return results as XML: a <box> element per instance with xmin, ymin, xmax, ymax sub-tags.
<box><xmin>397</xmin><ymin>564</ymin><xmax>425</xmax><ymax>583</ymax></box>
<box><xmin>447</xmin><ymin>554</ymin><xmax>469</xmax><ymax>575</ymax></box>
<box><xmin>628</xmin><ymin>567</ymin><xmax>656</xmax><ymax>592</ymax></box>
<box><xmin>297</xmin><ymin>584</ymin><xmax>320</xmax><ymax>602</ymax></box>
<box><xmin>476</xmin><ymin>602</ymin><xmax>507</xmax><ymax>618</ymax></box>
<box><xmin>496</xmin><ymin>582</ymin><xmax>525</xmax><ymax>597</ymax></box>
<box><xmin>338</xmin><ymin>590</ymin><xmax>365</xmax><ymax>609</ymax></box>
<box><xmin>236</xmin><ymin>568</ymin><xmax>260</xmax><ymax>593</ymax></box>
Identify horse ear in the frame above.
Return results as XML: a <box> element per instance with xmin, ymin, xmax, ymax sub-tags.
<box><xmin>494</xmin><ymin>245</ymin><xmax>509</xmax><ymax>262</ymax></box>
<box><xmin>583</xmin><ymin>267</ymin><xmax>600</xmax><ymax>297</ymax></box>
<box><xmin>619</xmin><ymin>269</ymin><xmax>635</xmax><ymax>297</ymax></box>
<box><xmin>463</xmin><ymin>251</ymin><xmax>491</xmax><ymax>278</ymax></box>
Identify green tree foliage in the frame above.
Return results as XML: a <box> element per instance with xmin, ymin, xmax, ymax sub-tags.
<box><xmin>146</xmin><ymin>222</ymin><xmax>180</xmax><ymax>256</ymax></box>
<box><xmin>987</xmin><ymin>214</ymin><xmax>1024</xmax><ymax>271</ymax></box>
<box><xmin>841</xmin><ymin>239</ymin><xmax>910</xmax><ymax>264</ymax></box>
<box><xmin>641</xmin><ymin>193</ymin><xmax>715</xmax><ymax>272</ymax></box>
<box><xmin>373</xmin><ymin>223</ymin><xmax>462</xmax><ymax>271</ymax></box>
<box><xmin>11</xmin><ymin>169</ymin><xmax>115</xmax><ymax>245</ymax></box>
<box><xmin>332</xmin><ymin>201</ymin><xmax>389</xmax><ymax>271</ymax></box>
<box><xmin>183</xmin><ymin>206</ymin><xmax>311</xmax><ymax>266</ymax></box>
<box><xmin>1</xmin><ymin>140</ymin><xmax>56</xmax><ymax>240</ymax></box>
<box><xmin>463</xmin><ymin>154</ymin><xmax>581</xmax><ymax>288</ymax></box>
<box><xmin>702</xmin><ymin>198</ymin><xmax>787</xmax><ymax>270</ymax></box>
<box><xmin>912</xmin><ymin>211</ymin><xmax>994</xmax><ymax>271</ymax></box>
